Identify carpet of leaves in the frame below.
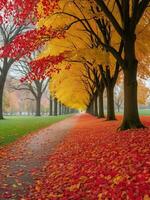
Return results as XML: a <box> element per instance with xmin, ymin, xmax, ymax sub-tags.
<box><xmin>27</xmin><ymin>114</ymin><xmax>150</xmax><ymax>200</ymax></box>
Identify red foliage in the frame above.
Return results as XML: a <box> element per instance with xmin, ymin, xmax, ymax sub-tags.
<box><xmin>39</xmin><ymin>0</ymin><xmax>60</xmax><ymax>17</ymax></box>
<box><xmin>20</xmin><ymin>52</ymin><xmax>66</xmax><ymax>82</ymax></box>
<box><xmin>0</xmin><ymin>0</ymin><xmax>63</xmax><ymax>59</ymax></box>
<box><xmin>0</xmin><ymin>0</ymin><xmax>59</xmax><ymax>25</ymax></box>
<box><xmin>27</xmin><ymin>115</ymin><xmax>150</xmax><ymax>200</ymax></box>
<box><xmin>0</xmin><ymin>0</ymin><xmax>65</xmax><ymax>82</ymax></box>
<box><xmin>0</xmin><ymin>27</ymin><xmax>65</xmax><ymax>60</ymax></box>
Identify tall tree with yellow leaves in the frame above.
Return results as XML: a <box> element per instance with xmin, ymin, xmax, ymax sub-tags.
<box><xmin>95</xmin><ymin>0</ymin><xmax>150</xmax><ymax>129</ymax></box>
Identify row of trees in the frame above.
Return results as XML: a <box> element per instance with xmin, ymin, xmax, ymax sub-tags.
<box><xmin>4</xmin><ymin>74</ymin><xmax>76</xmax><ymax>116</ymax></box>
<box><xmin>44</xmin><ymin>0</ymin><xmax>150</xmax><ymax>130</ymax></box>
<box><xmin>0</xmin><ymin>0</ymin><xmax>150</xmax><ymax>131</ymax></box>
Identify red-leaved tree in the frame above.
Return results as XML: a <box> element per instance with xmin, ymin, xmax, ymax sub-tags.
<box><xmin>0</xmin><ymin>0</ymin><xmax>64</xmax><ymax>119</ymax></box>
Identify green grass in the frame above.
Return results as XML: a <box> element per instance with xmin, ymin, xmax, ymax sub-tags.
<box><xmin>0</xmin><ymin>115</ymin><xmax>70</xmax><ymax>147</ymax></box>
<box><xmin>138</xmin><ymin>109</ymin><xmax>150</xmax><ymax>116</ymax></box>
<box><xmin>116</xmin><ymin>109</ymin><xmax>150</xmax><ymax>116</ymax></box>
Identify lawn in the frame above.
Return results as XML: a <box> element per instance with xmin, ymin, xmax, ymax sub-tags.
<box><xmin>138</xmin><ymin>109</ymin><xmax>150</xmax><ymax>116</ymax></box>
<box><xmin>0</xmin><ymin>115</ymin><xmax>70</xmax><ymax>147</ymax></box>
<box><xmin>116</xmin><ymin>109</ymin><xmax>150</xmax><ymax>116</ymax></box>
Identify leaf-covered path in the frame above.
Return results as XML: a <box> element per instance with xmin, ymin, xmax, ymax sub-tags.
<box><xmin>27</xmin><ymin>114</ymin><xmax>150</xmax><ymax>200</ymax></box>
<box><xmin>0</xmin><ymin>114</ymin><xmax>150</xmax><ymax>200</ymax></box>
<box><xmin>0</xmin><ymin>115</ymin><xmax>78</xmax><ymax>199</ymax></box>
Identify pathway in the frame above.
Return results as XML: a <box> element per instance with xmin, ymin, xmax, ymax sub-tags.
<box><xmin>0</xmin><ymin>115</ymin><xmax>78</xmax><ymax>199</ymax></box>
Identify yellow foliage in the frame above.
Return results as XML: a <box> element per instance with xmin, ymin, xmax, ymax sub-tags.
<box><xmin>138</xmin><ymin>81</ymin><xmax>150</xmax><ymax>105</ymax></box>
<box><xmin>50</xmin><ymin>63</ymin><xmax>90</xmax><ymax>110</ymax></box>
<box><xmin>36</xmin><ymin>0</ymin><xmax>150</xmax><ymax>110</ymax></box>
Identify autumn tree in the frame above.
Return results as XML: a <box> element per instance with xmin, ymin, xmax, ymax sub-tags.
<box><xmin>11</xmin><ymin>57</ymin><xmax>49</xmax><ymax>116</ymax></box>
<box><xmin>95</xmin><ymin>0</ymin><xmax>150</xmax><ymax>129</ymax></box>
<box><xmin>0</xmin><ymin>0</ymin><xmax>63</xmax><ymax>119</ymax></box>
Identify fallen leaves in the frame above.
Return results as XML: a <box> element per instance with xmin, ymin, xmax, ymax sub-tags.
<box><xmin>27</xmin><ymin>114</ymin><xmax>150</xmax><ymax>200</ymax></box>
<box><xmin>0</xmin><ymin>114</ymin><xmax>150</xmax><ymax>199</ymax></box>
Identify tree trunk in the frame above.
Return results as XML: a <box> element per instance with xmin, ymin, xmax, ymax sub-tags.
<box><xmin>119</xmin><ymin>33</ymin><xmax>144</xmax><ymax>130</ymax></box>
<box><xmin>0</xmin><ymin>73</ymin><xmax>7</xmax><ymax>119</ymax></box>
<box><xmin>98</xmin><ymin>91</ymin><xmax>105</xmax><ymax>118</ymax></box>
<box><xmin>67</xmin><ymin>107</ymin><xmax>70</xmax><ymax>114</ymax></box>
<box><xmin>94</xmin><ymin>94</ymin><xmax>98</xmax><ymax>117</ymax></box>
<box><xmin>62</xmin><ymin>104</ymin><xmax>64</xmax><ymax>115</ymax></box>
<box><xmin>90</xmin><ymin>100</ymin><xmax>94</xmax><ymax>115</ymax></box>
<box><xmin>59</xmin><ymin>102</ymin><xmax>62</xmax><ymax>115</ymax></box>
<box><xmin>35</xmin><ymin>97</ymin><xmax>41</xmax><ymax>116</ymax></box>
<box><xmin>49</xmin><ymin>95</ymin><xmax>53</xmax><ymax>116</ymax></box>
<box><xmin>120</xmin><ymin>66</ymin><xmax>144</xmax><ymax>130</ymax></box>
<box><xmin>106</xmin><ymin>86</ymin><xmax>116</xmax><ymax>120</ymax></box>
<box><xmin>54</xmin><ymin>98</ymin><xmax>57</xmax><ymax>116</ymax></box>
<box><xmin>0</xmin><ymin>83</ymin><xmax>4</xmax><ymax>119</ymax></box>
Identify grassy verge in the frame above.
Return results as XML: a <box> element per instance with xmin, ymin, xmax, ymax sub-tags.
<box><xmin>138</xmin><ymin>109</ymin><xmax>150</xmax><ymax>116</ymax></box>
<box><xmin>115</xmin><ymin>109</ymin><xmax>150</xmax><ymax>116</ymax></box>
<box><xmin>0</xmin><ymin>115</ymin><xmax>70</xmax><ymax>147</ymax></box>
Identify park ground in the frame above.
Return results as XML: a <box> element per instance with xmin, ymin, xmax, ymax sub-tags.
<box><xmin>0</xmin><ymin>115</ymin><xmax>70</xmax><ymax>146</ymax></box>
<box><xmin>0</xmin><ymin>113</ymin><xmax>150</xmax><ymax>199</ymax></box>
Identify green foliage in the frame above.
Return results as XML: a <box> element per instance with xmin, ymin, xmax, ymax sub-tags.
<box><xmin>0</xmin><ymin>115</ymin><xmax>69</xmax><ymax>147</ymax></box>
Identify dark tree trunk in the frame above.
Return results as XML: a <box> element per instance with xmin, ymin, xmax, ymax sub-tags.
<box><xmin>0</xmin><ymin>81</ymin><xmax>5</xmax><ymax>119</ymax></box>
<box><xmin>67</xmin><ymin>107</ymin><xmax>70</xmax><ymax>114</ymax></box>
<box><xmin>59</xmin><ymin>102</ymin><xmax>62</xmax><ymax>115</ymax></box>
<box><xmin>90</xmin><ymin>100</ymin><xmax>94</xmax><ymax>115</ymax></box>
<box><xmin>54</xmin><ymin>98</ymin><xmax>57</xmax><ymax>116</ymax></box>
<box><xmin>0</xmin><ymin>64</ymin><xmax>9</xmax><ymax>119</ymax></box>
<box><xmin>49</xmin><ymin>95</ymin><xmax>53</xmax><ymax>116</ymax></box>
<box><xmin>106</xmin><ymin>86</ymin><xmax>116</xmax><ymax>120</ymax></box>
<box><xmin>98</xmin><ymin>80</ymin><xmax>105</xmax><ymax>118</ymax></box>
<box><xmin>119</xmin><ymin>34</ymin><xmax>144</xmax><ymax>130</ymax></box>
<box><xmin>62</xmin><ymin>104</ymin><xmax>65</xmax><ymax>115</ymax></box>
<box><xmin>94</xmin><ymin>94</ymin><xmax>98</xmax><ymax>117</ymax></box>
<box><xmin>120</xmin><ymin>66</ymin><xmax>144</xmax><ymax>130</ymax></box>
<box><xmin>98</xmin><ymin>91</ymin><xmax>105</xmax><ymax>118</ymax></box>
<box><xmin>64</xmin><ymin>106</ymin><xmax>67</xmax><ymax>114</ymax></box>
<box><xmin>87</xmin><ymin>101</ymin><xmax>92</xmax><ymax>114</ymax></box>
<box><xmin>35</xmin><ymin>96</ymin><xmax>41</xmax><ymax>116</ymax></box>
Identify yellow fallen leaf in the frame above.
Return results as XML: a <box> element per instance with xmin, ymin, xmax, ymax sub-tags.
<box><xmin>113</xmin><ymin>175</ymin><xmax>123</xmax><ymax>184</ymax></box>
<box><xmin>36</xmin><ymin>180</ymin><xmax>42</xmax><ymax>185</ymax></box>
<box><xmin>47</xmin><ymin>193</ymin><xmax>63</xmax><ymax>198</ymax></box>
<box><xmin>98</xmin><ymin>193</ymin><xmax>102</xmax><ymax>200</ymax></box>
<box><xmin>79</xmin><ymin>176</ymin><xmax>88</xmax><ymax>183</ymax></box>
<box><xmin>35</xmin><ymin>185</ymin><xmax>40</xmax><ymax>192</ymax></box>
<box><xmin>12</xmin><ymin>184</ymin><xmax>17</xmax><ymax>188</ymax></box>
<box><xmin>67</xmin><ymin>183</ymin><xmax>81</xmax><ymax>191</ymax></box>
<box><xmin>144</xmin><ymin>195</ymin><xmax>150</xmax><ymax>200</ymax></box>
